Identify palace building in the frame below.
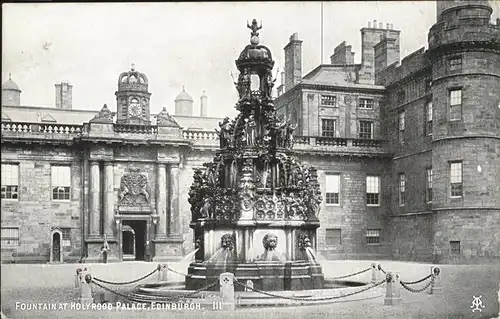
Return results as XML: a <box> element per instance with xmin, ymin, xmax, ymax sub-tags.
<box><xmin>2</xmin><ymin>0</ymin><xmax>499</xmax><ymax>264</ymax></box>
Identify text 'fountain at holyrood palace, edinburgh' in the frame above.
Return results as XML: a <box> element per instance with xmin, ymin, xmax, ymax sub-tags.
<box><xmin>1</xmin><ymin>0</ymin><xmax>500</xmax><ymax>264</ymax></box>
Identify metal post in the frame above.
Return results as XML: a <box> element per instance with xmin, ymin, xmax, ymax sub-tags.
<box><xmin>160</xmin><ymin>264</ymin><xmax>168</xmax><ymax>281</ymax></box>
<box><xmin>370</xmin><ymin>263</ymin><xmax>378</xmax><ymax>284</ymax></box>
<box><xmin>428</xmin><ymin>266</ymin><xmax>441</xmax><ymax>294</ymax></box>
<box><xmin>384</xmin><ymin>272</ymin><xmax>401</xmax><ymax>306</ymax></box>
<box><xmin>219</xmin><ymin>272</ymin><xmax>235</xmax><ymax>311</ymax></box>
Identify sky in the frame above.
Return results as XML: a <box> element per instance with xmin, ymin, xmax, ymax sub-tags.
<box><xmin>2</xmin><ymin>1</ymin><xmax>500</xmax><ymax>119</ymax></box>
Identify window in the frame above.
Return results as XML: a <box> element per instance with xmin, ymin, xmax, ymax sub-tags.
<box><xmin>398</xmin><ymin>111</ymin><xmax>405</xmax><ymax>144</ymax></box>
<box><xmin>449</xmin><ymin>57</ymin><xmax>462</xmax><ymax>71</ymax></box>
<box><xmin>1</xmin><ymin>227</ymin><xmax>19</xmax><ymax>247</ymax></box>
<box><xmin>1</xmin><ymin>164</ymin><xmax>19</xmax><ymax>200</ymax></box>
<box><xmin>399</xmin><ymin>173</ymin><xmax>406</xmax><ymax>206</ymax></box>
<box><xmin>358</xmin><ymin>98</ymin><xmax>374</xmax><ymax>109</ymax></box>
<box><xmin>321</xmin><ymin>119</ymin><xmax>336</xmax><ymax>137</ymax></box>
<box><xmin>450</xmin><ymin>161</ymin><xmax>463</xmax><ymax>197</ymax></box>
<box><xmin>358</xmin><ymin>121</ymin><xmax>374</xmax><ymax>139</ymax></box>
<box><xmin>366</xmin><ymin>229</ymin><xmax>381</xmax><ymax>244</ymax></box>
<box><xmin>51</xmin><ymin>165</ymin><xmax>71</xmax><ymax>200</ymax></box>
<box><xmin>449</xmin><ymin>89</ymin><xmax>462</xmax><ymax>120</ymax></box>
<box><xmin>397</xmin><ymin>90</ymin><xmax>405</xmax><ymax>104</ymax></box>
<box><xmin>366</xmin><ymin>176</ymin><xmax>380</xmax><ymax>206</ymax></box>
<box><xmin>61</xmin><ymin>228</ymin><xmax>71</xmax><ymax>247</ymax></box>
<box><xmin>450</xmin><ymin>241</ymin><xmax>461</xmax><ymax>256</ymax></box>
<box><xmin>321</xmin><ymin>95</ymin><xmax>337</xmax><ymax>107</ymax></box>
<box><xmin>426</xmin><ymin>168</ymin><xmax>433</xmax><ymax>203</ymax></box>
<box><xmin>325</xmin><ymin>229</ymin><xmax>341</xmax><ymax>245</ymax></box>
<box><xmin>325</xmin><ymin>174</ymin><xmax>340</xmax><ymax>205</ymax></box>
<box><xmin>426</xmin><ymin>101</ymin><xmax>433</xmax><ymax>135</ymax></box>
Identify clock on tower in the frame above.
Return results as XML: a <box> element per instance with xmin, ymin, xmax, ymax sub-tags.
<box><xmin>115</xmin><ymin>64</ymin><xmax>152</xmax><ymax>125</ymax></box>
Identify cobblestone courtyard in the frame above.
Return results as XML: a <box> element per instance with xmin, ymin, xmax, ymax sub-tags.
<box><xmin>1</xmin><ymin>260</ymin><xmax>499</xmax><ymax>318</ymax></box>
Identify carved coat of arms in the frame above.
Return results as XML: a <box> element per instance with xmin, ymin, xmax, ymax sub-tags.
<box><xmin>119</xmin><ymin>168</ymin><xmax>150</xmax><ymax>205</ymax></box>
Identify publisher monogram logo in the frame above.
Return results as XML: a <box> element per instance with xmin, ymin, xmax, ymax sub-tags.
<box><xmin>470</xmin><ymin>295</ymin><xmax>485</xmax><ymax>313</ymax></box>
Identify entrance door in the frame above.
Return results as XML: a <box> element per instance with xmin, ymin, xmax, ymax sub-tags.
<box><xmin>122</xmin><ymin>225</ymin><xmax>136</xmax><ymax>261</ymax></box>
<box><xmin>122</xmin><ymin>220</ymin><xmax>147</xmax><ymax>261</ymax></box>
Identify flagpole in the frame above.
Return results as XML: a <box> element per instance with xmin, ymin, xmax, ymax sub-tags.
<box><xmin>321</xmin><ymin>2</ymin><xmax>324</xmax><ymax>64</ymax></box>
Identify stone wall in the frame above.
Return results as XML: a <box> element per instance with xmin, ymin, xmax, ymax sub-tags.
<box><xmin>1</xmin><ymin>145</ymin><xmax>83</xmax><ymax>263</ymax></box>
<box><xmin>390</xmin><ymin>213</ymin><xmax>434</xmax><ymax>262</ymax></box>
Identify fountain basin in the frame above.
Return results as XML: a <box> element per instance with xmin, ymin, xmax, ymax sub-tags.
<box><xmin>185</xmin><ymin>260</ymin><xmax>324</xmax><ymax>291</ymax></box>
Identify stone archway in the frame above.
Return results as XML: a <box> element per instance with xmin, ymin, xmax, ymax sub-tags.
<box><xmin>50</xmin><ymin>228</ymin><xmax>63</xmax><ymax>263</ymax></box>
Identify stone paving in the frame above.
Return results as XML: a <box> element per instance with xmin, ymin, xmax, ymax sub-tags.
<box><xmin>1</xmin><ymin>260</ymin><xmax>499</xmax><ymax>318</ymax></box>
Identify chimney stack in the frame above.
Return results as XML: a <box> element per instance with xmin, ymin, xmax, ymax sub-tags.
<box><xmin>55</xmin><ymin>82</ymin><xmax>73</xmax><ymax>109</ymax></box>
<box><xmin>284</xmin><ymin>33</ymin><xmax>303</xmax><ymax>92</ymax></box>
<box><xmin>200</xmin><ymin>90</ymin><xmax>208</xmax><ymax>117</ymax></box>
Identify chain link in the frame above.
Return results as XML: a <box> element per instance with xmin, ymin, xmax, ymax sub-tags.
<box><xmin>130</xmin><ymin>281</ymin><xmax>219</xmax><ymax>303</ymax></box>
<box><xmin>400</xmin><ymin>275</ymin><xmax>435</xmax><ymax>293</ymax></box>
<box><xmin>233</xmin><ymin>279</ymin><xmax>386</xmax><ymax>302</ymax></box>
<box><xmin>167</xmin><ymin>266</ymin><xmax>189</xmax><ymax>277</ymax></box>
<box><xmin>91</xmin><ymin>279</ymin><xmax>134</xmax><ymax>301</ymax></box>
<box><xmin>378</xmin><ymin>264</ymin><xmax>387</xmax><ymax>275</ymax></box>
<box><xmin>329</xmin><ymin>267</ymin><xmax>371</xmax><ymax>280</ymax></box>
<box><xmin>400</xmin><ymin>274</ymin><xmax>432</xmax><ymax>285</ymax></box>
<box><xmin>93</xmin><ymin>268</ymin><xmax>158</xmax><ymax>286</ymax></box>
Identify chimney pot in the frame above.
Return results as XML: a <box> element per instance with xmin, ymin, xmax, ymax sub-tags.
<box><xmin>379</xmin><ymin>22</ymin><xmax>383</xmax><ymax>29</ymax></box>
<box><xmin>373</xmin><ymin>20</ymin><xmax>377</xmax><ymax>27</ymax></box>
<box><xmin>368</xmin><ymin>21</ymin><xmax>371</xmax><ymax>28</ymax></box>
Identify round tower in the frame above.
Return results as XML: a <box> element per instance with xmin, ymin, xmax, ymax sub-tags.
<box><xmin>428</xmin><ymin>0</ymin><xmax>500</xmax><ymax>262</ymax></box>
<box><xmin>174</xmin><ymin>86</ymin><xmax>194</xmax><ymax>116</ymax></box>
<box><xmin>115</xmin><ymin>65</ymin><xmax>151</xmax><ymax>125</ymax></box>
<box><xmin>2</xmin><ymin>74</ymin><xmax>21</xmax><ymax>106</ymax></box>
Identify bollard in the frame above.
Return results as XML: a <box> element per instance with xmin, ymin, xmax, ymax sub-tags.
<box><xmin>244</xmin><ymin>280</ymin><xmax>254</xmax><ymax>292</ymax></box>
<box><xmin>80</xmin><ymin>271</ymin><xmax>94</xmax><ymax>304</ymax></box>
<box><xmin>370</xmin><ymin>263</ymin><xmax>378</xmax><ymax>284</ymax></box>
<box><xmin>158</xmin><ymin>264</ymin><xmax>168</xmax><ymax>281</ymax></box>
<box><xmin>428</xmin><ymin>266</ymin><xmax>441</xmax><ymax>295</ymax></box>
<box><xmin>384</xmin><ymin>272</ymin><xmax>401</xmax><ymax>306</ymax></box>
<box><xmin>219</xmin><ymin>272</ymin><xmax>235</xmax><ymax>311</ymax></box>
<box><xmin>75</xmin><ymin>268</ymin><xmax>82</xmax><ymax>290</ymax></box>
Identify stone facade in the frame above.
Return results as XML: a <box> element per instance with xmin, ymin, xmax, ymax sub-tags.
<box><xmin>1</xmin><ymin>1</ymin><xmax>499</xmax><ymax>264</ymax></box>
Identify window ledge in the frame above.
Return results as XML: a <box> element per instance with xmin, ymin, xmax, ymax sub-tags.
<box><xmin>1</xmin><ymin>199</ymin><xmax>19</xmax><ymax>202</ymax></box>
<box><xmin>366</xmin><ymin>243</ymin><xmax>381</xmax><ymax>246</ymax></box>
<box><xmin>325</xmin><ymin>204</ymin><xmax>341</xmax><ymax>207</ymax></box>
<box><xmin>450</xmin><ymin>196</ymin><xmax>463</xmax><ymax>199</ymax></box>
<box><xmin>52</xmin><ymin>200</ymin><xmax>71</xmax><ymax>203</ymax></box>
<box><xmin>367</xmin><ymin>204</ymin><xmax>380</xmax><ymax>207</ymax></box>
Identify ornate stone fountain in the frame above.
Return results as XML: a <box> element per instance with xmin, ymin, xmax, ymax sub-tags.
<box><xmin>186</xmin><ymin>19</ymin><xmax>324</xmax><ymax>291</ymax></box>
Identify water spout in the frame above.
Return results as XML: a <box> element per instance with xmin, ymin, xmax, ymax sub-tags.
<box><xmin>305</xmin><ymin>246</ymin><xmax>318</xmax><ymax>263</ymax></box>
<box><xmin>181</xmin><ymin>248</ymin><xmax>199</xmax><ymax>263</ymax></box>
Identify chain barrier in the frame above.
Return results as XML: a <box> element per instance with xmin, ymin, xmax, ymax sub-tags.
<box><xmin>131</xmin><ymin>281</ymin><xmax>219</xmax><ymax>303</ymax></box>
<box><xmin>233</xmin><ymin>278</ymin><xmax>386</xmax><ymax>302</ymax></box>
<box><xmin>328</xmin><ymin>267</ymin><xmax>371</xmax><ymax>280</ymax></box>
<box><xmin>166</xmin><ymin>266</ymin><xmax>189</xmax><ymax>278</ymax></box>
<box><xmin>91</xmin><ymin>279</ymin><xmax>134</xmax><ymax>301</ymax></box>
<box><xmin>400</xmin><ymin>275</ymin><xmax>435</xmax><ymax>293</ymax></box>
<box><xmin>377</xmin><ymin>264</ymin><xmax>387</xmax><ymax>275</ymax></box>
<box><xmin>93</xmin><ymin>268</ymin><xmax>158</xmax><ymax>286</ymax></box>
<box><xmin>400</xmin><ymin>274</ymin><xmax>432</xmax><ymax>285</ymax></box>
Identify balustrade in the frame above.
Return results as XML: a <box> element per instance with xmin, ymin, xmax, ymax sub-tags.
<box><xmin>1</xmin><ymin>122</ymin><xmax>33</xmax><ymax>133</ymax></box>
<box><xmin>183</xmin><ymin>130</ymin><xmax>218</xmax><ymax>141</ymax></box>
<box><xmin>1</xmin><ymin>122</ymin><xmax>84</xmax><ymax>135</ymax></box>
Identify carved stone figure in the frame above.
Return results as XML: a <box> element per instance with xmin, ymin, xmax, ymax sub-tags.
<box><xmin>119</xmin><ymin>168</ymin><xmax>150</xmax><ymax>205</ymax></box>
<box><xmin>90</xmin><ymin>104</ymin><xmax>114</xmax><ymax>123</ymax></box>
<box><xmin>244</xmin><ymin>116</ymin><xmax>256</xmax><ymax>147</ymax></box>
<box><xmin>217</xmin><ymin>117</ymin><xmax>233</xmax><ymax>148</ymax></box>
<box><xmin>285</xmin><ymin>122</ymin><xmax>298</xmax><ymax>148</ymax></box>
<box><xmin>247</xmin><ymin>19</ymin><xmax>262</xmax><ymax>37</ymax></box>
<box><xmin>241</xmin><ymin>68</ymin><xmax>251</xmax><ymax>98</ymax></box>
<box><xmin>221</xmin><ymin>233</ymin><xmax>235</xmax><ymax>251</ymax></box>
<box><xmin>199</xmin><ymin>198</ymin><xmax>214</xmax><ymax>219</ymax></box>
<box><xmin>258</xmin><ymin>233</ymin><xmax>286</xmax><ymax>262</ymax></box>
<box><xmin>264</xmin><ymin>71</ymin><xmax>276</xmax><ymax>98</ymax></box>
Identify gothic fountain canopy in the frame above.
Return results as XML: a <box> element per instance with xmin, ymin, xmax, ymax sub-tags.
<box><xmin>185</xmin><ymin>19</ymin><xmax>325</xmax><ymax>292</ymax></box>
<box><xmin>117</xmin><ymin>64</ymin><xmax>149</xmax><ymax>92</ymax></box>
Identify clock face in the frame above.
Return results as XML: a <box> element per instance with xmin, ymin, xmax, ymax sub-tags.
<box><xmin>129</xmin><ymin>99</ymin><xmax>142</xmax><ymax>117</ymax></box>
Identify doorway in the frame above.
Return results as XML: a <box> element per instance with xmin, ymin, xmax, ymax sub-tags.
<box><xmin>52</xmin><ymin>232</ymin><xmax>61</xmax><ymax>262</ymax></box>
<box><xmin>122</xmin><ymin>220</ymin><xmax>147</xmax><ymax>261</ymax></box>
